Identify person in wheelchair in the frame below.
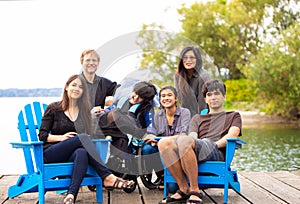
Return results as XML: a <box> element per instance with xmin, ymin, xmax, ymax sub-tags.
<box><xmin>95</xmin><ymin>81</ymin><xmax>157</xmax><ymax>176</ymax></box>
<box><xmin>142</xmin><ymin>85</ymin><xmax>191</xmax><ymax>190</ymax></box>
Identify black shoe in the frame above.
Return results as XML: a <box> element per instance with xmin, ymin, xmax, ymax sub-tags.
<box><xmin>158</xmin><ymin>189</ymin><xmax>189</xmax><ymax>204</ymax></box>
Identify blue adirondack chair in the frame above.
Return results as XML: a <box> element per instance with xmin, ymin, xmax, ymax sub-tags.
<box><xmin>7</xmin><ymin>101</ymin><xmax>109</xmax><ymax>204</ymax></box>
<box><xmin>163</xmin><ymin>110</ymin><xmax>246</xmax><ymax>204</ymax></box>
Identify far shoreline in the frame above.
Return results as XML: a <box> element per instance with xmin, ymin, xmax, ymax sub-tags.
<box><xmin>238</xmin><ymin>110</ymin><xmax>300</xmax><ymax>128</ymax></box>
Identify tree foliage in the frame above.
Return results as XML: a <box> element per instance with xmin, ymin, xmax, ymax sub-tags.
<box><xmin>136</xmin><ymin>25</ymin><xmax>218</xmax><ymax>87</ymax></box>
<box><xmin>242</xmin><ymin>23</ymin><xmax>300</xmax><ymax>118</ymax></box>
<box><xmin>136</xmin><ymin>0</ymin><xmax>300</xmax><ymax>118</ymax></box>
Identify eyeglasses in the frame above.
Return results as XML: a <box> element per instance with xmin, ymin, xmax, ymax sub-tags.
<box><xmin>182</xmin><ymin>56</ymin><xmax>196</xmax><ymax>61</ymax></box>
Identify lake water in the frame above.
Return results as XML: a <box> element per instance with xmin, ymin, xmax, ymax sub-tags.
<box><xmin>231</xmin><ymin>125</ymin><xmax>300</xmax><ymax>172</ymax></box>
<box><xmin>0</xmin><ymin>97</ymin><xmax>299</xmax><ymax>175</ymax></box>
<box><xmin>0</xmin><ymin>97</ymin><xmax>61</xmax><ymax>175</ymax></box>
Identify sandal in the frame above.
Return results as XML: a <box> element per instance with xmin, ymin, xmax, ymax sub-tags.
<box><xmin>186</xmin><ymin>191</ymin><xmax>203</xmax><ymax>204</ymax></box>
<box><xmin>158</xmin><ymin>189</ymin><xmax>189</xmax><ymax>204</ymax></box>
<box><xmin>105</xmin><ymin>177</ymin><xmax>134</xmax><ymax>190</ymax></box>
<box><xmin>64</xmin><ymin>194</ymin><xmax>74</xmax><ymax>204</ymax></box>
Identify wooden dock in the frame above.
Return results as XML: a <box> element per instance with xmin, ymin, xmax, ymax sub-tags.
<box><xmin>1</xmin><ymin>171</ymin><xmax>299</xmax><ymax>204</ymax></box>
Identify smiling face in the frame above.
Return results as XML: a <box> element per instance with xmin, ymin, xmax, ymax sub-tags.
<box><xmin>82</xmin><ymin>52</ymin><xmax>99</xmax><ymax>75</ymax></box>
<box><xmin>66</xmin><ymin>77</ymin><xmax>84</xmax><ymax>100</ymax></box>
<box><xmin>182</xmin><ymin>50</ymin><xmax>197</xmax><ymax>70</ymax></box>
<box><xmin>160</xmin><ymin>88</ymin><xmax>177</xmax><ymax>108</ymax></box>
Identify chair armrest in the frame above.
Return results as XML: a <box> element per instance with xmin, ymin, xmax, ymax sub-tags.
<box><xmin>92</xmin><ymin>138</ymin><xmax>112</xmax><ymax>142</ymax></box>
<box><xmin>10</xmin><ymin>141</ymin><xmax>43</xmax><ymax>149</ymax></box>
<box><xmin>10</xmin><ymin>141</ymin><xmax>45</xmax><ymax>173</ymax></box>
<box><xmin>227</xmin><ymin>138</ymin><xmax>246</xmax><ymax>149</ymax></box>
<box><xmin>225</xmin><ymin>138</ymin><xmax>246</xmax><ymax>167</ymax></box>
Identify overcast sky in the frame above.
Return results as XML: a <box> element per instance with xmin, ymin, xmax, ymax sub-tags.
<box><xmin>0</xmin><ymin>0</ymin><xmax>199</xmax><ymax>89</ymax></box>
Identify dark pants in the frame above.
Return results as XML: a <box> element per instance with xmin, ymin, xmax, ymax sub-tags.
<box><xmin>44</xmin><ymin>134</ymin><xmax>111</xmax><ymax>198</ymax></box>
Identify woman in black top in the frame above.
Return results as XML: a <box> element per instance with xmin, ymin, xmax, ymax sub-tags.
<box><xmin>174</xmin><ymin>46</ymin><xmax>211</xmax><ymax>117</ymax></box>
<box><xmin>38</xmin><ymin>74</ymin><xmax>133</xmax><ymax>204</ymax></box>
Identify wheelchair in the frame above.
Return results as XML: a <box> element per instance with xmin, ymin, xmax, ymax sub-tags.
<box><xmin>104</xmin><ymin>136</ymin><xmax>163</xmax><ymax>193</ymax></box>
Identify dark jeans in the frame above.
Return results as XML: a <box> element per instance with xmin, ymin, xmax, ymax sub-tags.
<box><xmin>44</xmin><ymin>134</ymin><xmax>111</xmax><ymax>198</ymax></box>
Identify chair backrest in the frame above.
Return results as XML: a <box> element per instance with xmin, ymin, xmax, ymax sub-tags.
<box><xmin>17</xmin><ymin>102</ymin><xmax>48</xmax><ymax>174</ymax></box>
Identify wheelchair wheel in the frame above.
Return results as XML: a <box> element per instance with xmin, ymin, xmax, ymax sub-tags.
<box><xmin>87</xmin><ymin>185</ymin><xmax>96</xmax><ymax>192</ymax></box>
<box><xmin>140</xmin><ymin>172</ymin><xmax>162</xmax><ymax>189</ymax></box>
<box><xmin>123</xmin><ymin>181</ymin><xmax>137</xmax><ymax>193</ymax></box>
<box><xmin>122</xmin><ymin>174</ymin><xmax>137</xmax><ymax>193</ymax></box>
<box><xmin>137</xmin><ymin>147</ymin><xmax>163</xmax><ymax>190</ymax></box>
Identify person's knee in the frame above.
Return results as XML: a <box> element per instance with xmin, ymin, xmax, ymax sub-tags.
<box><xmin>158</xmin><ymin>138</ymin><xmax>174</xmax><ymax>152</ymax></box>
<box><xmin>75</xmin><ymin>148</ymin><xmax>89</xmax><ymax>161</ymax></box>
<box><xmin>177</xmin><ymin>136</ymin><xmax>194</xmax><ymax>152</ymax></box>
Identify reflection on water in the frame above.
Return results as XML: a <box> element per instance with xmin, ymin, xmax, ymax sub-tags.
<box><xmin>231</xmin><ymin>123</ymin><xmax>300</xmax><ymax>172</ymax></box>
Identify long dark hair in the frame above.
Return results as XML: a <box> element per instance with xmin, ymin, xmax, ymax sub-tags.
<box><xmin>175</xmin><ymin>46</ymin><xmax>203</xmax><ymax>81</ymax></box>
<box><xmin>174</xmin><ymin>46</ymin><xmax>210</xmax><ymax>116</ymax></box>
<box><xmin>47</xmin><ymin>74</ymin><xmax>92</xmax><ymax>135</ymax></box>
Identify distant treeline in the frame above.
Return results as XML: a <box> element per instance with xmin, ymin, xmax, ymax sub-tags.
<box><xmin>0</xmin><ymin>88</ymin><xmax>63</xmax><ymax>97</ymax></box>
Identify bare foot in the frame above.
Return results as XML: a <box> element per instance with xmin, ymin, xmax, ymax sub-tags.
<box><xmin>64</xmin><ymin>194</ymin><xmax>74</xmax><ymax>204</ymax></box>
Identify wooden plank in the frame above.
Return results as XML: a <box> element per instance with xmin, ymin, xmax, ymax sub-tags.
<box><xmin>138</xmin><ymin>177</ymin><xmax>216</xmax><ymax>204</ymax></box>
<box><xmin>77</xmin><ymin>187</ymin><xmax>108</xmax><ymax>204</ymax></box>
<box><xmin>105</xmin><ymin>187</ymin><xmax>142</xmax><ymax>204</ymax></box>
<box><xmin>267</xmin><ymin>171</ymin><xmax>300</xmax><ymax>189</ymax></box>
<box><xmin>203</xmin><ymin>188</ymin><xmax>249</xmax><ymax>204</ymax></box>
<box><xmin>1</xmin><ymin>189</ymin><xmax>64</xmax><ymax>204</ymax></box>
<box><xmin>138</xmin><ymin>178</ymin><xmax>163</xmax><ymax>204</ymax></box>
<box><xmin>0</xmin><ymin>175</ymin><xmax>16</xmax><ymax>198</ymax></box>
<box><xmin>2</xmin><ymin>172</ymin><xmax>300</xmax><ymax>204</ymax></box>
<box><xmin>238</xmin><ymin>173</ymin><xmax>284</xmax><ymax>204</ymax></box>
<box><xmin>0</xmin><ymin>176</ymin><xmax>103</xmax><ymax>204</ymax></box>
<box><xmin>0</xmin><ymin>175</ymin><xmax>143</xmax><ymax>204</ymax></box>
<box><xmin>0</xmin><ymin>182</ymin><xmax>97</xmax><ymax>203</ymax></box>
<box><xmin>240</xmin><ymin>172</ymin><xmax>300</xmax><ymax>204</ymax></box>
<box><xmin>290</xmin><ymin>170</ymin><xmax>300</xmax><ymax>177</ymax></box>
<box><xmin>195</xmin><ymin>190</ymin><xmax>215</xmax><ymax>204</ymax></box>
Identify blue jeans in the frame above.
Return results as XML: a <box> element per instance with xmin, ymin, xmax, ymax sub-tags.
<box><xmin>44</xmin><ymin>134</ymin><xmax>111</xmax><ymax>198</ymax></box>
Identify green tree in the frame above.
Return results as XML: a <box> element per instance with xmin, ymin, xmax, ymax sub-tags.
<box><xmin>136</xmin><ymin>0</ymin><xmax>300</xmax><ymax>118</ymax></box>
<box><xmin>137</xmin><ymin>0</ymin><xmax>300</xmax><ymax>81</ymax></box>
<box><xmin>242</xmin><ymin>23</ymin><xmax>300</xmax><ymax>118</ymax></box>
<box><xmin>136</xmin><ymin>25</ymin><xmax>218</xmax><ymax>87</ymax></box>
